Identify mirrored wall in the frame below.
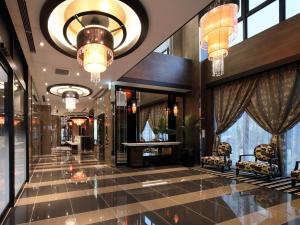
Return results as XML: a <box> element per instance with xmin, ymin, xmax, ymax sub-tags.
<box><xmin>0</xmin><ymin>64</ymin><xmax>9</xmax><ymax>215</ymax></box>
<box><xmin>115</xmin><ymin>88</ymin><xmax>184</xmax><ymax>165</ymax></box>
<box><xmin>13</xmin><ymin>75</ymin><xmax>26</xmax><ymax>196</ymax></box>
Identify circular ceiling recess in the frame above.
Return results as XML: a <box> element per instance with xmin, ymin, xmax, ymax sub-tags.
<box><xmin>47</xmin><ymin>83</ymin><xmax>92</xmax><ymax>97</ymax></box>
<box><xmin>40</xmin><ymin>0</ymin><xmax>149</xmax><ymax>59</ymax></box>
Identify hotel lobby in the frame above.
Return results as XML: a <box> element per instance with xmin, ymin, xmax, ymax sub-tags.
<box><xmin>1</xmin><ymin>0</ymin><xmax>300</xmax><ymax>224</ymax></box>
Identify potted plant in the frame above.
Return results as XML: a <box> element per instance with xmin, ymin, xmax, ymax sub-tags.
<box><xmin>180</xmin><ymin>114</ymin><xmax>200</xmax><ymax>167</ymax></box>
<box><xmin>153</xmin><ymin>117</ymin><xmax>168</xmax><ymax>141</ymax></box>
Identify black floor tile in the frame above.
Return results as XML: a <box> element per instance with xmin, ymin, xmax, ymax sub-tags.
<box><xmin>101</xmin><ymin>190</ymin><xmax>138</xmax><ymax>207</ymax></box>
<box><xmin>154</xmin><ymin>205</ymin><xmax>214</xmax><ymax>225</ymax></box>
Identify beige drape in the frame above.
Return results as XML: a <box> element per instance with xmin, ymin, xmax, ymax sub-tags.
<box><xmin>148</xmin><ymin>102</ymin><xmax>167</xmax><ymax>130</ymax></box>
<box><xmin>213</xmin><ymin>78</ymin><xmax>258</xmax><ymax>153</ymax></box>
<box><xmin>139</xmin><ymin>108</ymin><xmax>150</xmax><ymax>139</ymax></box>
<box><xmin>246</xmin><ymin>64</ymin><xmax>300</xmax><ymax>173</ymax></box>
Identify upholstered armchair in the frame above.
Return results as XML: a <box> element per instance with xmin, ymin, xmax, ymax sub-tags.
<box><xmin>236</xmin><ymin>144</ymin><xmax>279</xmax><ymax>178</ymax></box>
<box><xmin>291</xmin><ymin>161</ymin><xmax>300</xmax><ymax>187</ymax></box>
<box><xmin>201</xmin><ymin>142</ymin><xmax>232</xmax><ymax>172</ymax></box>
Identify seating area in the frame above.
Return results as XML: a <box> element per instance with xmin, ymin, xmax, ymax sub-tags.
<box><xmin>236</xmin><ymin>144</ymin><xmax>280</xmax><ymax>178</ymax></box>
<box><xmin>201</xmin><ymin>142</ymin><xmax>232</xmax><ymax>172</ymax></box>
<box><xmin>291</xmin><ymin>161</ymin><xmax>300</xmax><ymax>187</ymax></box>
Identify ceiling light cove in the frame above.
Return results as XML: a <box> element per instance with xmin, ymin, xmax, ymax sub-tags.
<box><xmin>47</xmin><ymin>84</ymin><xmax>92</xmax><ymax>112</ymax></box>
<box><xmin>40</xmin><ymin>0</ymin><xmax>148</xmax><ymax>83</ymax></box>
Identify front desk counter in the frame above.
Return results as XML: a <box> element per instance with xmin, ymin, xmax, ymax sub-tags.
<box><xmin>122</xmin><ymin>142</ymin><xmax>182</xmax><ymax>167</ymax></box>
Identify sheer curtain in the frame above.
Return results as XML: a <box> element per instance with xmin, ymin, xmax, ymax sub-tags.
<box><xmin>285</xmin><ymin>123</ymin><xmax>300</xmax><ymax>173</ymax></box>
<box><xmin>139</xmin><ymin>108</ymin><xmax>150</xmax><ymax>139</ymax></box>
<box><xmin>221</xmin><ymin>112</ymin><xmax>271</xmax><ymax>165</ymax></box>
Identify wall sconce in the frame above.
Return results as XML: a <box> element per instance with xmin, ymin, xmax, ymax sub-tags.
<box><xmin>132</xmin><ymin>102</ymin><xmax>137</xmax><ymax>114</ymax></box>
<box><xmin>173</xmin><ymin>104</ymin><xmax>178</xmax><ymax>117</ymax></box>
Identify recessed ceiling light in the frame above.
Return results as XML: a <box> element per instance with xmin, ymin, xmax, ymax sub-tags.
<box><xmin>46</xmin><ymin>92</ymin><xmax>49</xmax><ymax>95</ymax></box>
<box><xmin>76</xmin><ymin>72</ymin><xmax>80</xmax><ymax>76</ymax></box>
<box><xmin>42</xmin><ymin>68</ymin><xmax>47</xmax><ymax>72</ymax></box>
<box><xmin>99</xmin><ymin>86</ymin><xmax>102</xmax><ymax>89</ymax></box>
<box><xmin>45</xmin><ymin>82</ymin><xmax>48</xmax><ymax>86</ymax></box>
<box><xmin>40</xmin><ymin>42</ymin><xmax>44</xmax><ymax>47</ymax></box>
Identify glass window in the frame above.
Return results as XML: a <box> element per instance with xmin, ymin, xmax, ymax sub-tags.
<box><xmin>285</xmin><ymin>123</ymin><xmax>300</xmax><ymax>174</ymax></box>
<box><xmin>14</xmin><ymin>76</ymin><xmax>26</xmax><ymax>196</ymax></box>
<box><xmin>0</xmin><ymin>64</ymin><xmax>9</xmax><ymax>214</ymax></box>
<box><xmin>141</xmin><ymin>121</ymin><xmax>155</xmax><ymax>142</ymax></box>
<box><xmin>220</xmin><ymin>112</ymin><xmax>271</xmax><ymax>165</ymax></box>
<box><xmin>230</xmin><ymin>21</ymin><xmax>244</xmax><ymax>47</ymax></box>
<box><xmin>238</xmin><ymin>0</ymin><xmax>242</xmax><ymax>18</ymax></box>
<box><xmin>249</xmin><ymin>0</ymin><xmax>267</xmax><ymax>10</ymax></box>
<box><xmin>286</xmin><ymin>0</ymin><xmax>300</xmax><ymax>19</ymax></box>
<box><xmin>247</xmin><ymin>1</ymin><xmax>279</xmax><ymax>38</ymax></box>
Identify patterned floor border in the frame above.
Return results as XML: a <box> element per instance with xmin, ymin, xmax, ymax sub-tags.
<box><xmin>194</xmin><ymin>167</ymin><xmax>300</xmax><ymax>195</ymax></box>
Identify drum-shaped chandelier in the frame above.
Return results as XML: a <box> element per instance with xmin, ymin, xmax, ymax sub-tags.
<box><xmin>40</xmin><ymin>0</ymin><xmax>148</xmax><ymax>84</ymax></box>
<box><xmin>77</xmin><ymin>26</ymin><xmax>113</xmax><ymax>84</ymax></box>
<box><xmin>200</xmin><ymin>0</ymin><xmax>239</xmax><ymax>77</ymax></box>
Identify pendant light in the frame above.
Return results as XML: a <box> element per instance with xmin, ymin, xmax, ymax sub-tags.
<box><xmin>62</xmin><ymin>91</ymin><xmax>79</xmax><ymax>112</ymax></box>
<box><xmin>77</xmin><ymin>26</ymin><xmax>114</xmax><ymax>84</ymax></box>
<box><xmin>71</xmin><ymin>117</ymin><xmax>87</xmax><ymax>126</ymax></box>
<box><xmin>173</xmin><ymin>104</ymin><xmax>178</xmax><ymax>117</ymax></box>
<box><xmin>200</xmin><ymin>0</ymin><xmax>239</xmax><ymax>76</ymax></box>
<box><xmin>131</xmin><ymin>101</ymin><xmax>137</xmax><ymax>114</ymax></box>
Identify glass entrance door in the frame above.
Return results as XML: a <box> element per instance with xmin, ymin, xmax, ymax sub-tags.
<box><xmin>13</xmin><ymin>75</ymin><xmax>26</xmax><ymax>196</ymax></box>
<box><xmin>0</xmin><ymin>64</ymin><xmax>9</xmax><ymax>215</ymax></box>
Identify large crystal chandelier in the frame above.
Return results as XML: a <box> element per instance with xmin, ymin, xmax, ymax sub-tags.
<box><xmin>200</xmin><ymin>0</ymin><xmax>239</xmax><ymax>76</ymax></box>
<box><xmin>62</xmin><ymin>91</ymin><xmax>79</xmax><ymax>112</ymax></box>
<box><xmin>77</xmin><ymin>26</ymin><xmax>114</xmax><ymax>84</ymax></box>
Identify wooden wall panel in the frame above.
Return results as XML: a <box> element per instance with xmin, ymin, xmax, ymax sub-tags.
<box><xmin>120</xmin><ymin>52</ymin><xmax>193</xmax><ymax>90</ymax></box>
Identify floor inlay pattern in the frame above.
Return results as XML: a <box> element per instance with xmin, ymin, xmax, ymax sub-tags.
<box><xmin>196</xmin><ymin>167</ymin><xmax>300</xmax><ymax>195</ymax></box>
<box><xmin>2</xmin><ymin>155</ymin><xmax>300</xmax><ymax>225</ymax></box>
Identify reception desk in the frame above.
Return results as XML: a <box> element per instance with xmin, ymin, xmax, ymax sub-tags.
<box><xmin>122</xmin><ymin>142</ymin><xmax>182</xmax><ymax>167</ymax></box>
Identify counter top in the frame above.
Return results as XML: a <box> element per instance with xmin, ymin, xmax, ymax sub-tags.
<box><xmin>122</xmin><ymin>142</ymin><xmax>182</xmax><ymax>147</ymax></box>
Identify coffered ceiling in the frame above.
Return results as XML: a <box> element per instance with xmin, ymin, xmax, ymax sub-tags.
<box><xmin>5</xmin><ymin>0</ymin><xmax>210</xmax><ymax>114</ymax></box>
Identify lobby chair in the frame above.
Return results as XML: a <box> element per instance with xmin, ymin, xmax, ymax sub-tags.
<box><xmin>201</xmin><ymin>142</ymin><xmax>232</xmax><ymax>172</ymax></box>
<box><xmin>236</xmin><ymin>144</ymin><xmax>279</xmax><ymax>179</ymax></box>
<box><xmin>291</xmin><ymin>161</ymin><xmax>300</xmax><ymax>187</ymax></box>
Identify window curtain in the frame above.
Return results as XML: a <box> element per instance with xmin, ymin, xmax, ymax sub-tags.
<box><xmin>246</xmin><ymin>64</ymin><xmax>300</xmax><ymax>174</ymax></box>
<box><xmin>139</xmin><ymin>108</ymin><xmax>150</xmax><ymax>139</ymax></box>
<box><xmin>213</xmin><ymin>78</ymin><xmax>258</xmax><ymax>154</ymax></box>
<box><xmin>148</xmin><ymin>102</ymin><xmax>167</xmax><ymax>130</ymax></box>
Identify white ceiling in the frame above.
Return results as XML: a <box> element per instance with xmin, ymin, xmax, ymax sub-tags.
<box><xmin>5</xmin><ymin>0</ymin><xmax>210</xmax><ymax>114</ymax></box>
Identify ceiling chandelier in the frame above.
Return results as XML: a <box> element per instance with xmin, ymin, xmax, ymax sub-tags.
<box><xmin>77</xmin><ymin>26</ymin><xmax>114</xmax><ymax>84</ymax></box>
<box><xmin>47</xmin><ymin>83</ymin><xmax>92</xmax><ymax>112</ymax></box>
<box><xmin>62</xmin><ymin>91</ymin><xmax>79</xmax><ymax>112</ymax></box>
<box><xmin>40</xmin><ymin>0</ymin><xmax>148</xmax><ymax>84</ymax></box>
<box><xmin>71</xmin><ymin>117</ymin><xmax>87</xmax><ymax>126</ymax></box>
<box><xmin>200</xmin><ymin>0</ymin><xmax>239</xmax><ymax>76</ymax></box>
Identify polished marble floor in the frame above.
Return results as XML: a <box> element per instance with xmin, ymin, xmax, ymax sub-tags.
<box><xmin>2</xmin><ymin>153</ymin><xmax>300</xmax><ymax>225</ymax></box>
